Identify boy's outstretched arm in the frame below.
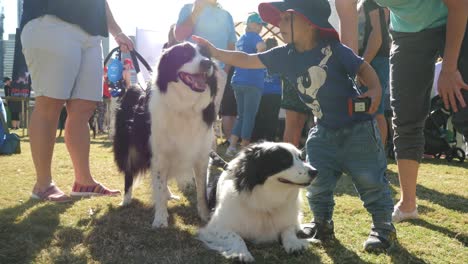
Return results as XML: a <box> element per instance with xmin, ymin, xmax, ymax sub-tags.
<box><xmin>357</xmin><ymin>61</ymin><xmax>382</xmax><ymax>114</ymax></box>
<box><xmin>193</xmin><ymin>36</ymin><xmax>266</xmax><ymax>69</ymax></box>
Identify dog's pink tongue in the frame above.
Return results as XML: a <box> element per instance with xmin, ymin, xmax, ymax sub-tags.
<box><xmin>192</xmin><ymin>74</ymin><xmax>207</xmax><ymax>90</ymax></box>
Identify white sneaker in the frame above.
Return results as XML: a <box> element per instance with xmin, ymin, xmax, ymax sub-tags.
<box><xmin>392</xmin><ymin>206</ymin><xmax>419</xmax><ymax>223</ymax></box>
<box><xmin>225</xmin><ymin>146</ymin><xmax>238</xmax><ymax>157</ymax></box>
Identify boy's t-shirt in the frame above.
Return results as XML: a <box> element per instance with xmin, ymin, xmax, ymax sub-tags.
<box><xmin>258</xmin><ymin>41</ymin><xmax>371</xmax><ymax>129</ymax></box>
<box><xmin>231</xmin><ymin>32</ymin><xmax>265</xmax><ymax>89</ymax></box>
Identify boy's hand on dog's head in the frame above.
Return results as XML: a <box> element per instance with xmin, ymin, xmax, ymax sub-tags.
<box><xmin>192</xmin><ymin>36</ymin><xmax>217</xmax><ymax>57</ymax></box>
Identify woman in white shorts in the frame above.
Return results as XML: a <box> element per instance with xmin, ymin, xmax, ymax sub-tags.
<box><xmin>21</xmin><ymin>0</ymin><xmax>134</xmax><ymax>202</ymax></box>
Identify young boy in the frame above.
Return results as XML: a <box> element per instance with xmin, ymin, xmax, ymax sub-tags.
<box><xmin>194</xmin><ymin>0</ymin><xmax>396</xmax><ymax>252</ymax></box>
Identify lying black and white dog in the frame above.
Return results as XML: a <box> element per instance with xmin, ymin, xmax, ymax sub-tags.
<box><xmin>199</xmin><ymin>142</ymin><xmax>317</xmax><ymax>262</ymax></box>
<box><xmin>113</xmin><ymin>42</ymin><xmax>225</xmax><ymax>228</ymax></box>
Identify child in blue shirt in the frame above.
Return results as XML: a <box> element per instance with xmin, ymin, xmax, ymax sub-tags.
<box><xmin>226</xmin><ymin>12</ymin><xmax>267</xmax><ymax>156</ymax></box>
<box><xmin>194</xmin><ymin>0</ymin><xmax>396</xmax><ymax>252</ymax></box>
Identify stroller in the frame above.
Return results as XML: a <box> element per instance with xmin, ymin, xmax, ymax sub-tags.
<box><xmin>423</xmin><ymin>96</ymin><xmax>466</xmax><ymax>163</ymax></box>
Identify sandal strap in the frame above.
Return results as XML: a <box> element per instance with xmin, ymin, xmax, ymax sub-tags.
<box><xmin>72</xmin><ymin>182</ymin><xmax>120</xmax><ymax>196</ymax></box>
<box><xmin>32</xmin><ymin>185</ymin><xmax>70</xmax><ymax>202</ymax></box>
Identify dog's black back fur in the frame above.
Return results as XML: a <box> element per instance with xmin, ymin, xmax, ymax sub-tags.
<box><xmin>113</xmin><ymin>86</ymin><xmax>152</xmax><ymax>176</ymax></box>
<box><xmin>231</xmin><ymin>145</ymin><xmax>294</xmax><ymax>192</ymax></box>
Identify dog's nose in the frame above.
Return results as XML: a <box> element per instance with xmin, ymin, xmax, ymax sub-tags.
<box><xmin>200</xmin><ymin>59</ymin><xmax>213</xmax><ymax>72</ymax></box>
<box><xmin>307</xmin><ymin>168</ymin><xmax>318</xmax><ymax>178</ymax></box>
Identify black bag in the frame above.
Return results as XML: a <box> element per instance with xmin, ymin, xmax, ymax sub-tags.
<box><xmin>103</xmin><ymin>48</ymin><xmax>153</xmax><ymax>97</ymax></box>
<box><xmin>0</xmin><ymin>106</ymin><xmax>21</xmax><ymax>155</ymax></box>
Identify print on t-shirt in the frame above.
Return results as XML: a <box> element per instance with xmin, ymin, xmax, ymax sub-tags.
<box><xmin>296</xmin><ymin>45</ymin><xmax>333</xmax><ymax>119</ymax></box>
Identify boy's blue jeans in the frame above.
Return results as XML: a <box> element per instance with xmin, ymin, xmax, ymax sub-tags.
<box><xmin>306</xmin><ymin>120</ymin><xmax>393</xmax><ymax>225</ymax></box>
<box><xmin>231</xmin><ymin>84</ymin><xmax>263</xmax><ymax>140</ymax></box>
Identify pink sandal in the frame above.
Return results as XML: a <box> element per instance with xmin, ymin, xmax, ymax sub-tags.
<box><xmin>70</xmin><ymin>182</ymin><xmax>121</xmax><ymax>197</ymax></box>
<box><xmin>31</xmin><ymin>185</ymin><xmax>72</xmax><ymax>203</ymax></box>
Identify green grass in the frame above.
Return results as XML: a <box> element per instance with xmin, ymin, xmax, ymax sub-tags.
<box><xmin>0</xmin><ymin>132</ymin><xmax>467</xmax><ymax>264</ymax></box>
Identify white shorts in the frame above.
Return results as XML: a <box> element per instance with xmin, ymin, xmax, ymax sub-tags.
<box><xmin>21</xmin><ymin>15</ymin><xmax>104</xmax><ymax>101</ymax></box>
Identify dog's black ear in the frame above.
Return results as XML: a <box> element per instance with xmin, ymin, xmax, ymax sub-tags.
<box><xmin>233</xmin><ymin>144</ymin><xmax>294</xmax><ymax>192</ymax></box>
<box><xmin>207</xmin><ymin>69</ymin><xmax>218</xmax><ymax>98</ymax></box>
<box><xmin>202</xmin><ymin>102</ymin><xmax>216</xmax><ymax>126</ymax></box>
<box><xmin>156</xmin><ymin>43</ymin><xmax>195</xmax><ymax>93</ymax></box>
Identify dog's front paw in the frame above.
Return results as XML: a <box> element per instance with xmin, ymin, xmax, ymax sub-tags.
<box><xmin>283</xmin><ymin>238</ymin><xmax>309</xmax><ymax>254</ymax></box>
<box><xmin>152</xmin><ymin>212</ymin><xmax>169</xmax><ymax>228</ymax></box>
<box><xmin>227</xmin><ymin>251</ymin><xmax>254</xmax><ymax>263</ymax></box>
<box><xmin>120</xmin><ymin>195</ymin><xmax>132</xmax><ymax>206</ymax></box>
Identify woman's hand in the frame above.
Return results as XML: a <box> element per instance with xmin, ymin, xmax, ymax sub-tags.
<box><xmin>193</xmin><ymin>0</ymin><xmax>209</xmax><ymax>16</ymax></box>
<box><xmin>437</xmin><ymin>68</ymin><xmax>468</xmax><ymax>112</ymax></box>
<box><xmin>114</xmin><ymin>32</ymin><xmax>134</xmax><ymax>53</ymax></box>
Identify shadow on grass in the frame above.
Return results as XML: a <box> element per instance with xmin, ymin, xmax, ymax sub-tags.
<box><xmin>0</xmin><ymin>199</ymin><xmax>76</xmax><ymax>264</ymax></box>
<box><xmin>84</xmin><ymin>199</ymin><xmax>324</xmax><ymax>264</ymax></box>
<box><xmin>323</xmin><ymin>239</ymin><xmax>370</xmax><ymax>264</ymax></box>
<box><xmin>388</xmin><ymin>241</ymin><xmax>427</xmax><ymax>264</ymax></box>
<box><xmin>408</xmin><ymin>219</ymin><xmax>467</xmax><ymax>247</ymax></box>
<box><xmin>84</xmin><ymin>200</ymin><xmax>228</xmax><ymax>264</ymax></box>
<box><xmin>416</xmin><ymin>184</ymin><xmax>468</xmax><ymax>213</ymax></box>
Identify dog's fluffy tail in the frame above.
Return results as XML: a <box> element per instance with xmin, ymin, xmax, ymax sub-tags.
<box><xmin>113</xmin><ymin>86</ymin><xmax>152</xmax><ymax>175</ymax></box>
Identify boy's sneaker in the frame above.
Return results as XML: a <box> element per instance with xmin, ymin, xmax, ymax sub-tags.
<box><xmin>297</xmin><ymin>220</ymin><xmax>335</xmax><ymax>243</ymax></box>
<box><xmin>225</xmin><ymin>146</ymin><xmax>238</xmax><ymax>157</ymax></box>
<box><xmin>363</xmin><ymin>223</ymin><xmax>397</xmax><ymax>253</ymax></box>
<box><xmin>392</xmin><ymin>206</ymin><xmax>418</xmax><ymax>223</ymax></box>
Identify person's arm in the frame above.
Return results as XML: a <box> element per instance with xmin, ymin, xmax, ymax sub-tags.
<box><xmin>174</xmin><ymin>0</ymin><xmax>208</xmax><ymax>42</ymax></box>
<box><xmin>193</xmin><ymin>36</ymin><xmax>265</xmax><ymax>69</ymax></box>
<box><xmin>336</xmin><ymin>0</ymin><xmax>359</xmax><ymax>53</ymax></box>
<box><xmin>357</xmin><ymin>61</ymin><xmax>382</xmax><ymax>114</ymax></box>
<box><xmin>223</xmin><ymin>42</ymin><xmax>236</xmax><ymax>74</ymax></box>
<box><xmin>438</xmin><ymin>0</ymin><xmax>468</xmax><ymax>112</ymax></box>
<box><xmin>105</xmin><ymin>1</ymin><xmax>134</xmax><ymax>53</ymax></box>
<box><xmin>362</xmin><ymin>9</ymin><xmax>383</xmax><ymax>63</ymax></box>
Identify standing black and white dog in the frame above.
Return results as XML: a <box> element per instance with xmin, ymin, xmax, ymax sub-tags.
<box><xmin>113</xmin><ymin>42</ymin><xmax>225</xmax><ymax>228</ymax></box>
<box><xmin>199</xmin><ymin>142</ymin><xmax>317</xmax><ymax>262</ymax></box>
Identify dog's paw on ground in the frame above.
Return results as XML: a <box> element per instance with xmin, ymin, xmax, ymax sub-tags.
<box><xmin>283</xmin><ymin>238</ymin><xmax>309</xmax><ymax>254</ymax></box>
<box><xmin>151</xmin><ymin>214</ymin><xmax>169</xmax><ymax>228</ymax></box>
<box><xmin>226</xmin><ymin>251</ymin><xmax>254</xmax><ymax>263</ymax></box>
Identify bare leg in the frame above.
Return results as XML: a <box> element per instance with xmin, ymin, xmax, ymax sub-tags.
<box><xmin>395</xmin><ymin>159</ymin><xmax>418</xmax><ymax>212</ymax></box>
<box><xmin>65</xmin><ymin>99</ymin><xmax>97</xmax><ymax>186</ymax></box>
<box><xmin>228</xmin><ymin>134</ymin><xmax>240</xmax><ymax>149</ymax></box>
<box><xmin>29</xmin><ymin>96</ymin><xmax>66</xmax><ymax>191</ymax></box>
<box><xmin>283</xmin><ymin>110</ymin><xmax>307</xmax><ymax>147</ymax></box>
<box><xmin>12</xmin><ymin>120</ymin><xmax>20</xmax><ymax>129</ymax></box>
<box><xmin>376</xmin><ymin>114</ymin><xmax>388</xmax><ymax>146</ymax></box>
<box><xmin>222</xmin><ymin>116</ymin><xmax>236</xmax><ymax>140</ymax></box>
<box><xmin>240</xmin><ymin>139</ymin><xmax>250</xmax><ymax>148</ymax></box>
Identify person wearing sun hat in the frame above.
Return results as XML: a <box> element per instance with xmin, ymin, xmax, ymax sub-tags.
<box><xmin>225</xmin><ymin>12</ymin><xmax>267</xmax><ymax>156</ymax></box>
<box><xmin>193</xmin><ymin>0</ymin><xmax>396</xmax><ymax>253</ymax></box>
